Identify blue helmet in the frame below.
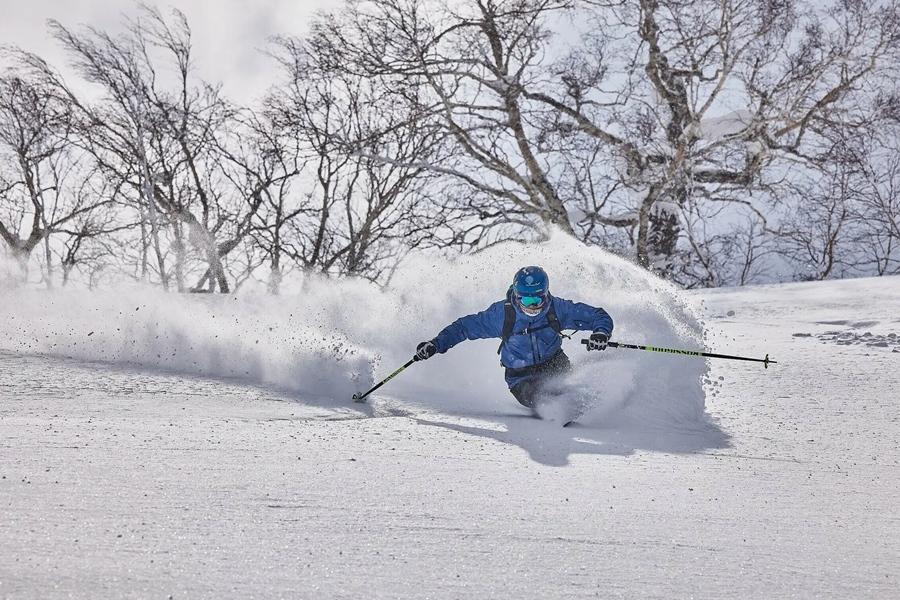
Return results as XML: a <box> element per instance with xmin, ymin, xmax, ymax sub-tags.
<box><xmin>512</xmin><ymin>266</ymin><xmax>549</xmax><ymax>311</ymax></box>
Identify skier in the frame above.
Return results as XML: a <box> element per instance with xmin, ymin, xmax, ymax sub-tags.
<box><xmin>414</xmin><ymin>266</ymin><xmax>613</xmax><ymax>412</ymax></box>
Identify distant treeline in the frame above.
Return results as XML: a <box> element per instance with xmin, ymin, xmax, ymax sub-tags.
<box><xmin>2</xmin><ymin>0</ymin><xmax>899</xmax><ymax>291</ymax></box>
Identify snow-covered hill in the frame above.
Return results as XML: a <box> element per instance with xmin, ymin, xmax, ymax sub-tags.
<box><xmin>1</xmin><ymin>244</ymin><xmax>898</xmax><ymax>598</ymax></box>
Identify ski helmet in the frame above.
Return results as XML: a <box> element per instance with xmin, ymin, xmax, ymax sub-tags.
<box><xmin>512</xmin><ymin>266</ymin><xmax>549</xmax><ymax>313</ymax></box>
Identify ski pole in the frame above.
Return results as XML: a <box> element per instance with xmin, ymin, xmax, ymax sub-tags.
<box><xmin>581</xmin><ymin>339</ymin><xmax>777</xmax><ymax>368</ymax></box>
<box><xmin>352</xmin><ymin>356</ymin><xmax>418</xmax><ymax>403</ymax></box>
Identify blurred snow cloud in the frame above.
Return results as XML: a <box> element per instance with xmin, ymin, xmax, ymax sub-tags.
<box><xmin>0</xmin><ymin>0</ymin><xmax>340</xmax><ymax>103</ymax></box>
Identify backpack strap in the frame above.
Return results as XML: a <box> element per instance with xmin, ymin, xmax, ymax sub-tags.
<box><xmin>497</xmin><ymin>294</ymin><xmax>568</xmax><ymax>355</ymax></box>
<box><xmin>537</xmin><ymin>298</ymin><xmax>571</xmax><ymax>340</ymax></box>
<box><xmin>546</xmin><ymin>299</ymin><xmax>563</xmax><ymax>336</ymax></box>
<box><xmin>497</xmin><ymin>290</ymin><xmax>517</xmax><ymax>355</ymax></box>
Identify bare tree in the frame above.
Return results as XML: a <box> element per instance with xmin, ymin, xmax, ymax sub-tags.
<box><xmin>777</xmin><ymin>162</ymin><xmax>856</xmax><ymax>280</ymax></box>
<box><xmin>14</xmin><ymin>5</ymin><xmax>285</xmax><ymax>292</ymax></box>
<box><xmin>308</xmin><ymin>0</ymin><xmax>900</xmax><ymax>283</ymax></box>
<box><xmin>52</xmin><ymin>174</ymin><xmax>137</xmax><ymax>286</ymax></box>
<box><xmin>0</xmin><ymin>70</ymin><xmax>114</xmax><ymax>286</ymax></box>
<box><xmin>265</xmin><ymin>32</ymin><xmax>446</xmax><ymax>283</ymax></box>
<box><xmin>851</xmin><ymin>131</ymin><xmax>900</xmax><ymax>276</ymax></box>
<box><xmin>4</xmin><ymin>1</ymin><xmax>898</xmax><ymax>290</ymax></box>
<box><xmin>313</xmin><ymin>0</ymin><xmax>578</xmax><ymax>241</ymax></box>
<box><xmin>530</xmin><ymin>0</ymin><xmax>900</xmax><ymax>277</ymax></box>
<box><xmin>216</xmin><ymin>109</ymin><xmax>304</xmax><ymax>294</ymax></box>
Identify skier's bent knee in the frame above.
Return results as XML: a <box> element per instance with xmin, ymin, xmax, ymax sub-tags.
<box><xmin>510</xmin><ymin>381</ymin><xmax>538</xmax><ymax>408</ymax></box>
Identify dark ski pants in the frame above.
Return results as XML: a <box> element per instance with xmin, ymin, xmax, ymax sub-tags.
<box><xmin>507</xmin><ymin>351</ymin><xmax>572</xmax><ymax>409</ymax></box>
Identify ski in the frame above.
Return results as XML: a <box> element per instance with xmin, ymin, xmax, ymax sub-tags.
<box><xmin>563</xmin><ymin>404</ymin><xmax>587</xmax><ymax>427</ymax></box>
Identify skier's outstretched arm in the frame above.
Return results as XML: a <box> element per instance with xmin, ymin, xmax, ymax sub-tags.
<box><xmin>554</xmin><ymin>297</ymin><xmax>614</xmax><ymax>337</ymax></box>
<box><xmin>416</xmin><ymin>302</ymin><xmax>505</xmax><ymax>360</ymax></box>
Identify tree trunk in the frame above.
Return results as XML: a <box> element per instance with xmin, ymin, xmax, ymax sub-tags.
<box><xmin>136</xmin><ymin>142</ymin><xmax>169</xmax><ymax>290</ymax></box>
<box><xmin>42</xmin><ymin>231</ymin><xmax>53</xmax><ymax>290</ymax></box>
<box><xmin>172</xmin><ymin>221</ymin><xmax>186</xmax><ymax>293</ymax></box>
<box><xmin>268</xmin><ymin>227</ymin><xmax>282</xmax><ymax>295</ymax></box>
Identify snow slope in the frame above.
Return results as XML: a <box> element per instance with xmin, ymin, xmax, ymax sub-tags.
<box><xmin>1</xmin><ymin>247</ymin><xmax>899</xmax><ymax>598</ymax></box>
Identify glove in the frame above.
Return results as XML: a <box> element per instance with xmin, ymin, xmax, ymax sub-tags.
<box><xmin>586</xmin><ymin>332</ymin><xmax>609</xmax><ymax>351</ymax></box>
<box><xmin>415</xmin><ymin>340</ymin><xmax>437</xmax><ymax>361</ymax></box>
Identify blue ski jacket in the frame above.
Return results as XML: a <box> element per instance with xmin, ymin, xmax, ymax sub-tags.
<box><xmin>432</xmin><ymin>295</ymin><xmax>614</xmax><ymax>388</ymax></box>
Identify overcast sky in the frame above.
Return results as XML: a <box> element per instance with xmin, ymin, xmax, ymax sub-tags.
<box><xmin>0</xmin><ymin>0</ymin><xmax>341</xmax><ymax>103</ymax></box>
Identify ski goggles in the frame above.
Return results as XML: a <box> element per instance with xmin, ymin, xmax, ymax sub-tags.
<box><xmin>518</xmin><ymin>293</ymin><xmax>546</xmax><ymax>308</ymax></box>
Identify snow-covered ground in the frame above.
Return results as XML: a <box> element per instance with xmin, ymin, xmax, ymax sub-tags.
<box><xmin>1</xmin><ymin>244</ymin><xmax>899</xmax><ymax>598</ymax></box>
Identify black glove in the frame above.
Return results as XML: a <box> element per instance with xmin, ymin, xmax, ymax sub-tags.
<box><xmin>415</xmin><ymin>340</ymin><xmax>437</xmax><ymax>361</ymax></box>
<box><xmin>586</xmin><ymin>332</ymin><xmax>609</xmax><ymax>351</ymax></box>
